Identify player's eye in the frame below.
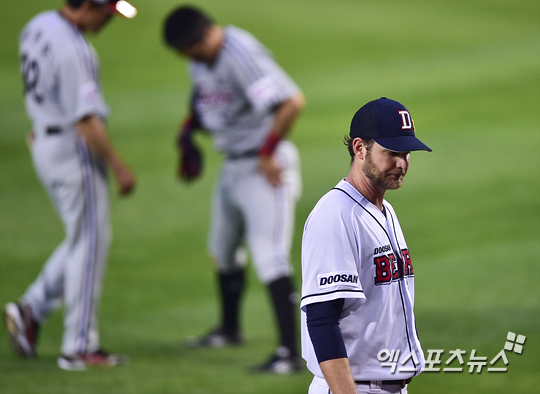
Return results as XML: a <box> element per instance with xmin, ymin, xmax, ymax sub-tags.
<box><xmin>388</xmin><ymin>151</ymin><xmax>410</xmax><ymax>159</ymax></box>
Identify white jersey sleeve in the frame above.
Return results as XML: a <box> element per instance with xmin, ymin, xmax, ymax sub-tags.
<box><xmin>300</xmin><ymin>190</ymin><xmax>366</xmax><ymax>313</ymax></box>
<box><xmin>56</xmin><ymin>35</ymin><xmax>106</xmax><ymax>125</ymax></box>
<box><xmin>223</xmin><ymin>27</ymin><xmax>298</xmax><ymax>113</ymax></box>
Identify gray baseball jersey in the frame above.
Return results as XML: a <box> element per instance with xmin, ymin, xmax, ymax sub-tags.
<box><xmin>301</xmin><ymin>179</ymin><xmax>425</xmax><ymax>381</ymax></box>
<box><xmin>188</xmin><ymin>26</ymin><xmax>302</xmax><ymax>284</ymax></box>
<box><xmin>189</xmin><ymin>25</ymin><xmax>300</xmax><ymax>155</ymax></box>
<box><xmin>19</xmin><ymin>11</ymin><xmax>111</xmax><ymax>356</ymax></box>
<box><xmin>21</xmin><ymin>11</ymin><xmax>108</xmax><ymax>134</ymax></box>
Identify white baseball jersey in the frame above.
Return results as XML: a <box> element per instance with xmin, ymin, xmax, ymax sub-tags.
<box><xmin>189</xmin><ymin>25</ymin><xmax>300</xmax><ymax>155</ymax></box>
<box><xmin>19</xmin><ymin>11</ymin><xmax>111</xmax><ymax>357</ymax></box>
<box><xmin>301</xmin><ymin>179</ymin><xmax>425</xmax><ymax>381</ymax></box>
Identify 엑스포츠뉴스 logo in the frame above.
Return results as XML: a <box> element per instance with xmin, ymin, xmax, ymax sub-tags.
<box><xmin>378</xmin><ymin>331</ymin><xmax>527</xmax><ymax>374</ymax></box>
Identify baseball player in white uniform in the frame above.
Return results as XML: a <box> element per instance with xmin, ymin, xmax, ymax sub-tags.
<box><xmin>301</xmin><ymin>98</ymin><xmax>431</xmax><ymax>393</ymax></box>
<box><xmin>163</xmin><ymin>5</ymin><xmax>304</xmax><ymax>373</ymax></box>
<box><xmin>3</xmin><ymin>0</ymin><xmax>137</xmax><ymax>370</ymax></box>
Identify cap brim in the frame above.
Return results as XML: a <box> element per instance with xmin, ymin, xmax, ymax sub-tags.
<box><xmin>373</xmin><ymin>136</ymin><xmax>432</xmax><ymax>152</ymax></box>
<box><xmin>108</xmin><ymin>1</ymin><xmax>137</xmax><ymax>18</ymax></box>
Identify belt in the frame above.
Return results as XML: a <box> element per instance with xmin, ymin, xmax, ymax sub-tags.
<box><xmin>355</xmin><ymin>378</ymin><xmax>413</xmax><ymax>389</ymax></box>
<box><xmin>226</xmin><ymin>149</ymin><xmax>259</xmax><ymax>160</ymax></box>
<box><xmin>46</xmin><ymin>126</ymin><xmax>62</xmax><ymax>135</ymax></box>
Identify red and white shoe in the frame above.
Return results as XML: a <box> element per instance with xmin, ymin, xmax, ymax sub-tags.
<box><xmin>4</xmin><ymin>302</ymin><xmax>39</xmax><ymax>358</ymax></box>
<box><xmin>57</xmin><ymin>349</ymin><xmax>130</xmax><ymax>371</ymax></box>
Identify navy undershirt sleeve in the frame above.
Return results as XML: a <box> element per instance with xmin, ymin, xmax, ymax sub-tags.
<box><xmin>306</xmin><ymin>298</ymin><xmax>347</xmax><ymax>363</ymax></box>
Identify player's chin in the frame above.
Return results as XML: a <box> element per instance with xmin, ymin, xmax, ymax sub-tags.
<box><xmin>90</xmin><ymin>15</ymin><xmax>113</xmax><ymax>33</ymax></box>
<box><xmin>385</xmin><ymin>176</ymin><xmax>404</xmax><ymax>190</ymax></box>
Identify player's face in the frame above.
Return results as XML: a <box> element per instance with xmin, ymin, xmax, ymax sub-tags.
<box><xmin>178</xmin><ymin>41</ymin><xmax>214</xmax><ymax>63</ymax></box>
<box><xmin>178</xmin><ymin>27</ymin><xmax>221</xmax><ymax>64</ymax></box>
<box><xmin>85</xmin><ymin>4</ymin><xmax>114</xmax><ymax>33</ymax></box>
<box><xmin>362</xmin><ymin>143</ymin><xmax>410</xmax><ymax>190</ymax></box>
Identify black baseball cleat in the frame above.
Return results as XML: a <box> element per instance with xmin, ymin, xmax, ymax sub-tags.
<box><xmin>249</xmin><ymin>346</ymin><xmax>303</xmax><ymax>374</ymax></box>
<box><xmin>4</xmin><ymin>302</ymin><xmax>40</xmax><ymax>359</ymax></box>
<box><xmin>185</xmin><ymin>327</ymin><xmax>244</xmax><ymax>348</ymax></box>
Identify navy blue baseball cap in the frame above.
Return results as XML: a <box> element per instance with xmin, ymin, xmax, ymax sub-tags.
<box><xmin>350</xmin><ymin>97</ymin><xmax>432</xmax><ymax>152</ymax></box>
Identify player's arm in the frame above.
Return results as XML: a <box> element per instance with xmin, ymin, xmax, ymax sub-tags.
<box><xmin>180</xmin><ymin>88</ymin><xmax>203</xmax><ymax>135</ymax></box>
<box><xmin>319</xmin><ymin>358</ymin><xmax>357</xmax><ymax>394</ymax></box>
<box><xmin>269</xmin><ymin>91</ymin><xmax>305</xmax><ymax>140</ymax></box>
<box><xmin>176</xmin><ymin>88</ymin><xmax>205</xmax><ymax>182</ymax></box>
<box><xmin>56</xmin><ymin>43</ymin><xmax>135</xmax><ymax>195</ymax></box>
<box><xmin>258</xmin><ymin>91</ymin><xmax>305</xmax><ymax>187</ymax></box>
<box><xmin>76</xmin><ymin>115</ymin><xmax>136</xmax><ymax>195</ymax></box>
<box><xmin>306</xmin><ymin>299</ymin><xmax>357</xmax><ymax>394</ymax></box>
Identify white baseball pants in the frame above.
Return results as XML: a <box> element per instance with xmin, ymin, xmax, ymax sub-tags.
<box><xmin>209</xmin><ymin>140</ymin><xmax>301</xmax><ymax>284</ymax></box>
<box><xmin>309</xmin><ymin>376</ymin><xmax>409</xmax><ymax>394</ymax></box>
<box><xmin>23</xmin><ymin>132</ymin><xmax>110</xmax><ymax>356</ymax></box>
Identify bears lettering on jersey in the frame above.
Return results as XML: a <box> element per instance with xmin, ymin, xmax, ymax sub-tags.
<box><xmin>374</xmin><ymin>248</ymin><xmax>413</xmax><ymax>285</ymax></box>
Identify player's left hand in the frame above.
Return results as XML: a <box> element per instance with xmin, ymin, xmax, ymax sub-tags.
<box><xmin>25</xmin><ymin>131</ymin><xmax>35</xmax><ymax>150</ymax></box>
<box><xmin>258</xmin><ymin>155</ymin><xmax>282</xmax><ymax>188</ymax></box>
<box><xmin>176</xmin><ymin>114</ymin><xmax>204</xmax><ymax>182</ymax></box>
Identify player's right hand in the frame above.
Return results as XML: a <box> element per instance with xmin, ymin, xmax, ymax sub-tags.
<box><xmin>177</xmin><ymin>133</ymin><xmax>203</xmax><ymax>182</ymax></box>
<box><xmin>118</xmin><ymin>169</ymin><xmax>136</xmax><ymax>195</ymax></box>
<box><xmin>112</xmin><ymin>162</ymin><xmax>136</xmax><ymax>196</ymax></box>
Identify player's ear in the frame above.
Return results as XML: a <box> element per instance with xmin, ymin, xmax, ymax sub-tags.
<box><xmin>352</xmin><ymin>138</ymin><xmax>366</xmax><ymax>160</ymax></box>
<box><xmin>201</xmin><ymin>25</ymin><xmax>214</xmax><ymax>44</ymax></box>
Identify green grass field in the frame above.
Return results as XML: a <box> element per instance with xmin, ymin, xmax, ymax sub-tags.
<box><xmin>1</xmin><ymin>1</ymin><xmax>539</xmax><ymax>393</ymax></box>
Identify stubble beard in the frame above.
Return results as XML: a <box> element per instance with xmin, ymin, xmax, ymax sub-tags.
<box><xmin>362</xmin><ymin>150</ymin><xmax>405</xmax><ymax>190</ymax></box>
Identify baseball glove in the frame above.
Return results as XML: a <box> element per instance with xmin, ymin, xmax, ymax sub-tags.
<box><xmin>177</xmin><ymin>115</ymin><xmax>203</xmax><ymax>182</ymax></box>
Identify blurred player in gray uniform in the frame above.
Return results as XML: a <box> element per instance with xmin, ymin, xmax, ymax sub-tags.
<box><xmin>164</xmin><ymin>5</ymin><xmax>304</xmax><ymax>373</ymax></box>
<box><xmin>3</xmin><ymin>0</ymin><xmax>137</xmax><ymax>370</ymax></box>
<box><xmin>301</xmin><ymin>98</ymin><xmax>431</xmax><ymax>393</ymax></box>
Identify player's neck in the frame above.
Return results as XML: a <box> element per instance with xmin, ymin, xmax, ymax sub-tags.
<box><xmin>59</xmin><ymin>5</ymin><xmax>85</xmax><ymax>31</ymax></box>
<box><xmin>345</xmin><ymin>172</ymin><xmax>386</xmax><ymax>211</ymax></box>
<box><xmin>205</xmin><ymin>26</ymin><xmax>225</xmax><ymax>65</ymax></box>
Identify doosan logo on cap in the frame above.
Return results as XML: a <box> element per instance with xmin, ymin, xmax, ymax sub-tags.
<box><xmin>350</xmin><ymin>97</ymin><xmax>432</xmax><ymax>152</ymax></box>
